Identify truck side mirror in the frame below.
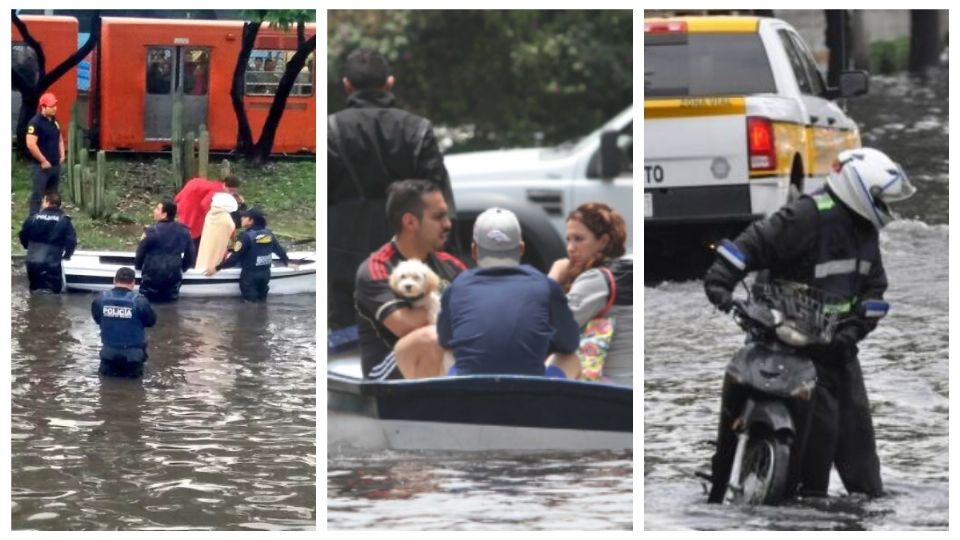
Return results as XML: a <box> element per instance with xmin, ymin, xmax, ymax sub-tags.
<box><xmin>599</xmin><ymin>130</ymin><xmax>621</xmax><ymax>179</ymax></box>
<box><xmin>825</xmin><ymin>70</ymin><xmax>869</xmax><ymax>99</ymax></box>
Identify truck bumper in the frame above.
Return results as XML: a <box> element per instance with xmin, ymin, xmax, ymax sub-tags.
<box><xmin>644</xmin><ymin>185</ymin><xmax>762</xmax><ymax>225</ymax></box>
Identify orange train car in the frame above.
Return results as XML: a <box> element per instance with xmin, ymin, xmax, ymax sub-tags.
<box><xmin>11</xmin><ymin>15</ymin><xmax>79</xmax><ymax>142</ymax></box>
<box><xmin>94</xmin><ymin>17</ymin><xmax>316</xmax><ymax>154</ymax></box>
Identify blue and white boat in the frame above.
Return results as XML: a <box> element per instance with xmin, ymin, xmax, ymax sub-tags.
<box><xmin>328</xmin><ymin>328</ymin><xmax>633</xmax><ymax>452</ymax></box>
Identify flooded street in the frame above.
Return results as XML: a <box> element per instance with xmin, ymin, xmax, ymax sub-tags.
<box><xmin>328</xmin><ymin>450</ymin><xmax>633</xmax><ymax>529</ymax></box>
<box><xmin>644</xmin><ymin>71</ymin><xmax>948</xmax><ymax>530</ymax></box>
<box><xmin>11</xmin><ymin>276</ymin><xmax>316</xmax><ymax>530</ymax></box>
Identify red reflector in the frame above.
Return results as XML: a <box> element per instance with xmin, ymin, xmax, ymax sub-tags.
<box><xmin>747</xmin><ymin>117</ymin><xmax>776</xmax><ymax>172</ymax></box>
<box><xmin>644</xmin><ymin>21</ymin><xmax>687</xmax><ymax>33</ymax></box>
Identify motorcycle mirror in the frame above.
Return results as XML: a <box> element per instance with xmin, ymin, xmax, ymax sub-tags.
<box><xmin>859</xmin><ymin>299</ymin><xmax>890</xmax><ymax>319</ymax></box>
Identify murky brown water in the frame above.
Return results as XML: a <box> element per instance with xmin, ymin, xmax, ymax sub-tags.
<box><xmin>11</xmin><ymin>272</ymin><xmax>316</xmax><ymax>530</ymax></box>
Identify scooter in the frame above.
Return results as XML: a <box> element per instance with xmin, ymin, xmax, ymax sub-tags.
<box><xmin>716</xmin><ymin>279</ymin><xmax>888</xmax><ymax>505</ymax></box>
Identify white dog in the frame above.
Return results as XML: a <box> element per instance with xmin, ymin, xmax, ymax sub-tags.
<box><xmin>389</xmin><ymin>259</ymin><xmax>442</xmax><ymax>323</ymax></box>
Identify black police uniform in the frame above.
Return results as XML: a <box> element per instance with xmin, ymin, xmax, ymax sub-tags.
<box><xmin>135</xmin><ymin>219</ymin><xmax>196</xmax><ymax>302</ymax></box>
<box><xmin>703</xmin><ymin>188</ymin><xmax>886</xmax><ymax>501</ymax></box>
<box><xmin>18</xmin><ymin>206</ymin><xmax>77</xmax><ymax>293</ymax></box>
<box><xmin>328</xmin><ymin>89</ymin><xmax>458</xmax><ymax>329</ymax></box>
<box><xmin>91</xmin><ymin>288</ymin><xmax>157</xmax><ymax>377</ymax></box>
<box><xmin>26</xmin><ymin>113</ymin><xmax>62</xmax><ymax>216</ymax></box>
<box><xmin>218</xmin><ymin>224</ymin><xmax>290</xmax><ymax>302</ymax></box>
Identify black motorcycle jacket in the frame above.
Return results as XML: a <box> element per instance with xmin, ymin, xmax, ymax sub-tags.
<box><xmin>704</xmin><ymin>189</ymin><xmax>887</xmax><ymax>345</ymax></box>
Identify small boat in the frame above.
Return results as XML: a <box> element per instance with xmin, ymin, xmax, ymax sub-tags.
<box><xmin>62</xmin><ymin>250</ymin><xmax>316</xmax><ymax>297</ymax></box>
<box><xmin>328</xmin><ymin>328</ymin><xmax>633</xmax><ymax>452</ymax></box>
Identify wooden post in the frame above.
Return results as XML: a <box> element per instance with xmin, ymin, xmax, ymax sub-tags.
<box><xmin>198</xmin><ymin>125</ymin><xmax>210</xmax><ymax>178</ymax></box>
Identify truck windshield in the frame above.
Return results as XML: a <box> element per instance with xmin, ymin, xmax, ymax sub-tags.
<box><xmin>644</xmin><ymin>33</ymin><xmax>776</xmax><ymax>97</ymax></box>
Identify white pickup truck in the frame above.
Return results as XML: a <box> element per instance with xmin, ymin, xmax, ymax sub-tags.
<box><xmin>444</xmin><ymin>107</ymin><xmax>633</xmax><ymax>270</ymax></box>
<box><xmin>644</xmin><ymin>16</ymin><xmax>869</xmax><ymax>276</ymax></box>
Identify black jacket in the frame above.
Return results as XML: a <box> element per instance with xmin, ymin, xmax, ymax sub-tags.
<box><xmin>704</xmin><ymin>189</ymin><xmax>887</xmax><ymax>346</ymax></box>
<box><xmin>135</xmin><ymin>219</ymin><xmax>196</xmax><ymax>302</ymax></box>
<box><xmin>327</xmin><ymin>89</ymin><xmax>458</xmax><ymax>326</ymax></box>
<box><xmin>19</xmin><ymin>208</ymin><xmax>77</xmax><ymax>292</ymax></box>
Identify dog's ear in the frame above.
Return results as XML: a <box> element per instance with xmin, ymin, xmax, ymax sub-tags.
<box><xmin>425</xmin><ymin>268</ymin><xmax>440</xmax><ymax>293</ymax></box>
<box><xmin>388</xmin><ymin>267</ymin><xmax>400</xmax><ymax>292</ymax></box>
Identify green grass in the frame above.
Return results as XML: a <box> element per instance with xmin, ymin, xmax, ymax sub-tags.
<box><xmin>12</xmin><ymin>156</ymin><xmax>316</xmax><ymax>254</ymax></box>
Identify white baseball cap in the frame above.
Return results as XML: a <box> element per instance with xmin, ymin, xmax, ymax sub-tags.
<box><xmin>473</xmin><ymin>207</ymin><xmax>522</xmax><ymax>267</ymax></box>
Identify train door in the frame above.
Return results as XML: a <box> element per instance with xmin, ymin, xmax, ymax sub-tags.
<box><xmin>144</xmin><ymin>46</ymin><xmax>209</xmax><ymax>140</ymax></box>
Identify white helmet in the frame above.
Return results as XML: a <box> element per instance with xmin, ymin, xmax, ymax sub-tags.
<box><xmin>826</xmin><ymin>147</ymin><xmax>916</xmax><ymax>228</ymax></box>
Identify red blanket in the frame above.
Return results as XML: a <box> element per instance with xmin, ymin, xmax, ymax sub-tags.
<box><xmin>175</xmin><ymin>177</ymin><xmax>226</xmax><ymax>239</ymax></box>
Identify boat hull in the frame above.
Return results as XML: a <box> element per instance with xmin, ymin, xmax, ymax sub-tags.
<box><xmin>328</xmin><ymin>369</ymin><xmax>634</xmax><ymax>452</ymax></box>
<box><xmin>61</xmin><ymin>250</ymin><xmax>316</xmax><ymax>297</ymax></box>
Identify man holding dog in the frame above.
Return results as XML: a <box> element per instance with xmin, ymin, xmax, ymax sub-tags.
<box><xmin>355</xmin><ymin>180</ymin><xmax>465</xmax><ymax>380</ymax></box>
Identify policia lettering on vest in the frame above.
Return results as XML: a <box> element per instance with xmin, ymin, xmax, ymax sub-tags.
<box><xmin>91</xmin><ymin>267</ymin><xmax>157</xmax><ymax>378</ymax></box>
<box><xmin>215</xmin><ymin>208</ymin><xmax>294</xmax><ymax>302</ymax></box>
<box><xmin>703</xmin><ymin>148</ymin><xmax>917</xmax><ymax>502</ymax></box>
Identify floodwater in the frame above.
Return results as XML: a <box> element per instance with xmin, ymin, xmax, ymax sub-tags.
<box><xmin>644</xmin><ymin>70</ymin><xmax>948</xmax><ymax>530</ymax></box>
<box><xmin>328</xmin><ymin>450</ymin><xmax>633</xmax><ymax>529</ymax></box>
<box><xmin>11</xmin><ymin>275</ymin><xmax>317</xmax><ymax>530</ymax></box>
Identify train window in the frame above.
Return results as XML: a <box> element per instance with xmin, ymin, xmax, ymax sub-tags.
<box><xmin>12</xmin><ymin>43</ymin><xmax>39</xmax><ymax>87</ymax></box>
<box><xmin>245</xmin><ymin>49</ymin><xmax>314</xmax><ymax>97</ymax></box>
<box><xmin>183</xmin><ymin>48</ymin><xmax>209</xmax><ymax>96</ymax></box>
<box><xmin>146</xmin><ymin>48</ymin><xmax>174</xmax><ymax>95</ymax></box>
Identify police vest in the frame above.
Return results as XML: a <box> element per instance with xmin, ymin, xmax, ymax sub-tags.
<box><xmin>99</xmin><ymin>290</ymin><xmax>146</xmax><ymax>349</ymax></box>
<box><xmin>769</xmin><ymin>191</ymin><xmax>881</xmax><ymax>312</ymax></box>
<box><xmin>244</xmin><ymin>228</ymin><xmax>276</xmax><ymax>270</ymax></box>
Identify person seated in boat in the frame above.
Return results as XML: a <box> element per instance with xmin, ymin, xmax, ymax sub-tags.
<box><xmin>135</xmin><ymin>200</ymin><xmax>196</xmax><ymax>303</ymax></box>
<box><xmin>91</xmin><ymin>267</ymin><xmax>157</xmax><ymax>378</ymax></box>
<box><xmin>355</xmin><ymin>180</ymin><xmax>466</xmax><ymax>380</ymax></box>
<box><xmin>547</xmin><ymin>202</ymin><xmax>633</xmax><ymax>385</ymax></box>
<box><xmin>18</xmin><ymin>191</ymin><xmax>77</xmax><ymax>294</ymax></box>
<box><xmin>215</xmin><ymin>208</ymin><xmax>292</xmax><ymax>302</ymax></box>
<box><xmin>404</xmin><ymin>207</ymin><xmax>579</xmax><ymax>378</ymax></box>
<box><xmin>175</xmin><ymin>174</ymin><xmax>244</xmax><ymax>252</ymax></box>
<box><xmin>195</xmin><ymin>192</ymin><xmax>238</xmax><ymax>275</ymax></box>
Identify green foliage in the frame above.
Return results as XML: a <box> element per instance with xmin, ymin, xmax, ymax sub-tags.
<box><xmin>328</xmin><ymin>10</ymin><xmax>633</xmax><ymax>151</ymax></box>
<box><xmin>871</xmin><ymin>37</ymin><xmax>910</xmax><ymax>74</ymax></box>
<box><xmin>242</xmin><ymin>9</ymin><xmax>315</xmax><ymax>29</ymax></box>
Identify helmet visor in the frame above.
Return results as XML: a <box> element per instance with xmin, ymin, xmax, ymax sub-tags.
<box><xmin>878</xmin><ymin>163</ymin><xmax>917</xmax><ymax>203</ymax></box>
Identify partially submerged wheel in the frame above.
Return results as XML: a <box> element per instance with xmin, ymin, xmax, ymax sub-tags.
<box><xmin>728</xmin><ymin>433</ymin><xmax>791</xmax><ymax>505</ymax></box>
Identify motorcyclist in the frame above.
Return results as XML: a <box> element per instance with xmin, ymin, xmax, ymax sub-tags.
<box><xmin>703</xmin><ymin>147</ymin><xmax>916</xmax><ymax>502</ymax></box>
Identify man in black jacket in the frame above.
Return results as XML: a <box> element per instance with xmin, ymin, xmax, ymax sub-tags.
<box><xmin>135</xmin><ymin>200</ymin><xmax>196</xmax><ymax>302</ymax></box>
<box><xmin>328</xmin><ymin>48</ymin><xmax>457</xmax><ymax>329</ymax></box>
<box><xmin>18</xmin><ymin>191</ymin><xmax>77</xmax><ymax>293</ymax></box>
<box><xmin>702</xmin><ymin>148</ymin><xmax>916</xmax><ymax>502</ymax></box>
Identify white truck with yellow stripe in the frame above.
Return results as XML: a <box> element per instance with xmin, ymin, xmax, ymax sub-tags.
<box><xmin>644</xmin><ymin>16</ymin><xmax>869</xmax><ymax>275</ymax></box>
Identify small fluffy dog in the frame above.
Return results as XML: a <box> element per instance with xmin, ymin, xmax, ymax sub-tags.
<box><xmin>389</xmin><ymin>259</ymin><xmax>442</xmax><ymax>323</ymax></box>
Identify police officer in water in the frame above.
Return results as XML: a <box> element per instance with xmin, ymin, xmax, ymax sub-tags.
<box><xmin>135</xmin><ymin>199</ymin><xmax>196</xmax><ymax>302</ymax></box>
<box><xmin>703</xmin><ymin>147</ymin><xmax>917</xmax><ymax>502</ymax></box>
<box><xmin>91</xmin><ymin>267</ymin><xmax>157</xmax><ymax>377</ymax></box>
<box><xmin>18</xmin><ymin>191</ymin><xmax>77</xmax><ymax>294</ymax></box>
<box><xmin>25</xmin><ymin>92</ymin><xmax>66</xmax><ymax>216</ymax></box>
<box><xmin>216</xmin><ymin>208</ymin><xmax>293</xmax><ymax>302</ymax></box>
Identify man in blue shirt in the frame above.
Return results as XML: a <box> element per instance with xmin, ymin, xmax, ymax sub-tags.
<box><xmin>435</xmin><ymin>207</ymin><xmax>579</xmax><ymax>376</ymax></box>
<box><xmin>25</xmin><ymin>92</ymin><xmax>65</xmax><ymax>216</ymax></box>
<box><xmin>92</xmin><ymin>267</ymin><xmax>157</xmax><ymax>378</ymax></box>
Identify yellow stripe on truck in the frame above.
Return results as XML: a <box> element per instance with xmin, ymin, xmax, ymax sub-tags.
<box><xmin>685</xmin><ymin>17</ymin><xmax>759</xmax><ymax>33</ymax></box>
<box><xmin>644</xmin><ymin>97</ymin><xmax>746</xmax><ymax>119</ymax></box>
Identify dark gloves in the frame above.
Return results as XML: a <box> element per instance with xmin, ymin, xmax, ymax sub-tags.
<box><xmin>808</xmin><ymin>325</ymin><xmax>860</xmax><ymax>362</ymax></box>
<box><xmin>705</xmin><ymin>283</ymin><xmax>734</xmax><ymax>313</ymax></box>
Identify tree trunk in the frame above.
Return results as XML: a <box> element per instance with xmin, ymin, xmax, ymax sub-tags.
<box><xmin>12</xmin><ymin>13</ymin><xmax>101</xmax><ymax>160</ymax></box>
<box><xmin>251</xmin><ymin>32</ymin><xmax>316</xmax><ymax>163</ymax></box>
<box><xmin>824</xmin><ymin>10</ymin><xmax>848</xmax><ymax>88</ymax></box>
<box><xmin>909</xmin><ymin>10</ymin><xmax>941</xmax><ymax>75</ymax></box>
<box><xmin>231</xmin><ymin>22</ymin><xmax>260</xmax><ymax>159</ymax></box>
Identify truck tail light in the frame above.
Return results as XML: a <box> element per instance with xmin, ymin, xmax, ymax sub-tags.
<box><xmin>644</xmin><ymin>20</ymin><xmax>687</xmax><ymax>33</ymax></box>
<box><xmin>747</xmin><ymin>116</ymin><xmax>776</xmax><ymax>172</ymax></box>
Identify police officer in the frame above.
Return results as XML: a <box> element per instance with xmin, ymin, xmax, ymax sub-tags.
<box><xmin>18</xmin><ymin>191</ymin><xmax>77</xmax><ymax>293</ymax></box>
<box><xmin>328</xmin><ymin>48</ymin><xmax>458</xmax><ymax>329</ymax></box>
<box><xmin>134</xmin><ymin>200</ymin><xmax>196</xmax><ymax>302</ymax></box>
<box><xmin>216</xmin><ymin>208</ymin><xmax>291</xmax><ymax>302</ymax></box>
<box><xmin>91</xmin><ymin>267</ymin><xmax>157</xmax><ymax>378</ymax></box>
<box><xmin>25</xmin><ymin>92</ymin><xmax>66</xmax><ymax>216</ymax></box>
<box><xmin>702</xmin><ymin>148</ymin><xmax>917</xmax><ymax>502</ymax></box>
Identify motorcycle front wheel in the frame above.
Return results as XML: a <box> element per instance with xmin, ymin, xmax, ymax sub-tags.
<box><xmin>728</xmin><ymin>432</ymin><xmax>791</xmax><ymax>505</ymax></box>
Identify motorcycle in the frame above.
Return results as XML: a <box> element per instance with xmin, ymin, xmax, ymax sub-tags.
<box><xmin>715</xmin><ymin>278</ymin><xmax>888</xmax><ymax>505</ymax></box>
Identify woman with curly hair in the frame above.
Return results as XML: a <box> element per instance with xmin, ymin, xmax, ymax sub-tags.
<box><xmin>547</xmin><ymin>202</ymin><xmax>633</xmax><ymax>386</ymax></box>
